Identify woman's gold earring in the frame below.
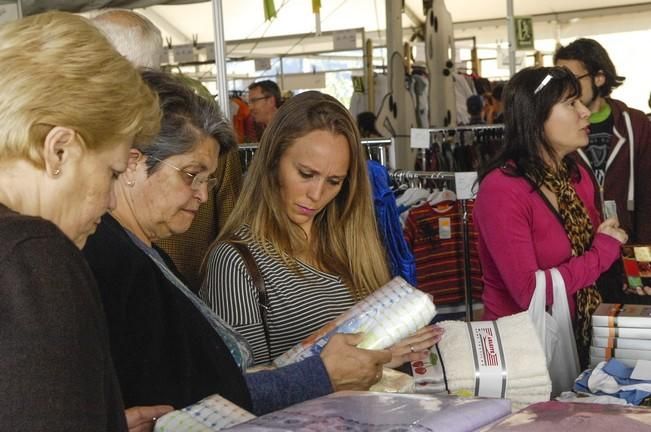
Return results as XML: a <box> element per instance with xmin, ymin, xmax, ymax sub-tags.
<box><xmin>126</xmin><ymin>180</ymin><xmax>135</xmax><ymax>187</ymax></box>
<box><xmin>53</xmin><ymin>169</ymin><xmax>61</xmax><ymax>176</ymax></box>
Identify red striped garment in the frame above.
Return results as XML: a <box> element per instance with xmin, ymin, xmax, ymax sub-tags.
<box><xmin>403</xmin><ymin>200</ymin><xmax>483</xmax><ymax>304</ymax></box>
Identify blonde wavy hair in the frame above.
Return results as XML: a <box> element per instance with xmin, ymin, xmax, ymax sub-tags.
<box><xmin>0</xmin><ymin>11</ymin><xmax>160</xmax><ymax>167</ymax></box>
<box><xmin>217</xmin><ymin>91</ymin><xmax>390</xmax><ymax>300</ymax></box>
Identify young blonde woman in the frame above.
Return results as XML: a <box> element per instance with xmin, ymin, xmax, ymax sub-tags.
<box><xmin>201</xmin><ymin>91</ymin><xmax>441</xmax><ymax>365</ymax></box>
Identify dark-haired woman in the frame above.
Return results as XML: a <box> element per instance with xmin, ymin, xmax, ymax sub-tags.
<box><xmin>473</xmin><ymin>67</ymin><xmax>627</xmax><ymax>367</ymax></box>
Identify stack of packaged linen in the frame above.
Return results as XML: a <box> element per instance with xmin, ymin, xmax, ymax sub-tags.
<box><xmin>590</xmin><ymin>303</ymin><xmax>651</xmax><ymax>367</ymax></box>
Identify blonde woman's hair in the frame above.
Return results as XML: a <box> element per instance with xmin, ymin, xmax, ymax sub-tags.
<box><xmin>217</xmin><ymin>91</ymin><xmax>390</xmax><ymax>300</ymax></box>
<box><xmin>0</xmin><ymin>11</ymin><xmax>160</xmax><ymax>167</ymax></box>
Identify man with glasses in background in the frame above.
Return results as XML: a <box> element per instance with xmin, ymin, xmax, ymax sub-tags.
<box><xmin>248</xmin><ymin>80</ymin><xmax>282</xmax><ymax>131</ymax></box>
<box><xmin>555</xmin><ymin>38</ymin><xmax>651</xmax><ymax>302</ymax></box>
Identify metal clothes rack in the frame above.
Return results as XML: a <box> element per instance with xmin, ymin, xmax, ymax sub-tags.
<box><xmin>361</xmin><ymin>137</ymin><xmax>392</xmax><ymax>166</ymax></box>
<box><xmin>238</xmin><ymin>143</ymin><xmax>258</xmax><ymax>171</ymax></box>
<box><xmin>388</xmin><ymin>169</ymin><xmax>476</xmax><ymax>322</ymax></box>
<box><xmin>418</xmin><ymin>124</ymin><xmax>504</xmax><ymax>171</ymax></box>
<box><xmin>426</xmin><ymin>124</ymin><xmax>504</xmax><ymax>134</ymax></box>
<box><xmin>237</xmin><ymin>138</ymin><xmax>394</xmax><ymax>171</ymax></box>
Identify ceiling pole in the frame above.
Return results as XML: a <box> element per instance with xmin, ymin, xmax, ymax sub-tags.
<box><xmin>211</xmin><ymin>0</ymin><xmax>230</xmax><ymax>118</ymax></box>
<box><xmin>506</xmin><ymin>0</ymin><xmax>516</xmax><ymax>76</ymax></box>
<box><xmin>386</xmin><ymin>0</ymin><xmax>409</xmax><ymax>169</ymax></box>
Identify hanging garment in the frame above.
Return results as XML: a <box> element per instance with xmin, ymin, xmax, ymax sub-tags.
<box><xmin>349</xmin><ymin>74</ymin><xmax>389</xmax><ymax>118</ymax></box>
<box><xmin>231</xmin><ymin>97</ymin><xmax>257</xmax><ymax>143</ymax></box>
<box><xmin>367</xmin><ymin>161</ymin><xmax>417</xmax><ymax>286</ymax></box>
<box><xmin>411</xmin><ymin>69</ymin><xmax>430</xmax><ymax>128</ymax></box>
<box><xmin>403</xmin><ymin>200</ymin><xmax>482</xmax><ymax>304</ymax></box>
<box><xmin>455</xmin><ymin>74</ymin><xmax>476</xmax><ymax>126</ymax></box>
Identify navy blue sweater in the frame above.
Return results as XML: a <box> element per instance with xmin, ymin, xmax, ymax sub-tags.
<box><xmin>84</xmin><ymin>214</ymin><xmax>331</xmax><ymax>415</ymax></box>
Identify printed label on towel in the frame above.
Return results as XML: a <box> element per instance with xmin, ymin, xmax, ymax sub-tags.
<box><xmin>439</xmin><ymin>217</ymin><xmax>451</xmax><ymax>239</ymax></box>
<box><xmin>467</xmin><ymin>321</ymin><xmax>507</xmax><ymax>398</ymax></box>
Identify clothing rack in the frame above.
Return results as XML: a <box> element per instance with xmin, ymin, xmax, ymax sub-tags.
<box><xmin>427</xmin><ymin>124</ymin><xmax>504</xmax><ymax>133</ymax></box>
<box><xmin>237</xmin><ymin>138</ymin><xmax>393</xmax><ymax>171</ymax></box>
<box><xmin>361</xmin><ymin>138</ymin><xmax>392</xmax><ymax>166</ymax></box>
<box><xmin>418</xmin><ymin>124</ymin><xmax>504</xmax><ymax>172</ymax></box>
<box><xmin>388</xmin><ymin>169</ymin><xmax>476</xmax><ymax>322</ymax></box>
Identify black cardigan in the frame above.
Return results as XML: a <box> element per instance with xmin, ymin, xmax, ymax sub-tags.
<box><xmin>0</xmin><ymin>204</ymin><xmax>127</xmax><ymax>431</ymax></box>
<box><xmin>83</xmin><ymin>214</ymin><xmax>252</xmax><ymax>410</ymax></box>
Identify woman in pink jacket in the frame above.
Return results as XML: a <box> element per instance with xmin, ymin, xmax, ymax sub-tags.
<box><xmin>474</xmin><ymin>66</ymin><xmax>628</xmax><ymax>368</ymax></box>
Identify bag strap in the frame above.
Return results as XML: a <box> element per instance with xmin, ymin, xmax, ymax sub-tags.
<box><xmin>227</xmin><ymin>237</ymin><xmax>272</xmax><ymax>356</ymax></box>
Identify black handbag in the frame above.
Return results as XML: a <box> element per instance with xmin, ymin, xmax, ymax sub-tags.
<box><xmin>227</xmin><ymin>238</ymin><xmax>271</xmax><ymax>356</ymax></box>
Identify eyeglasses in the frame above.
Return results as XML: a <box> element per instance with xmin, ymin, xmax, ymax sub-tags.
<box><xmin>575</xmin><ymin>72</ymin><xmax>591</xmax><ymax>80</ymax></box>
<box><xmin>150</xmin><ymin>157</ymin><xmax>218</xmax><ymax>192</ymax></box>
<box><xmin>248</xmin><ymin>95</ymin><xmax>271</xmax><ymax>104</ymax></box>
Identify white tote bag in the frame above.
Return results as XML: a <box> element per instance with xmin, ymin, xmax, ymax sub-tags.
<box><xmin>528</xmin><ymin>268</ymin><xmax>580</xmax><ymax>396</ymax></box>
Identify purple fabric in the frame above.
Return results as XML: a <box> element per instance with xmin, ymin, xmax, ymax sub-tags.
<box><xmin>226</xmin><ymin>392</ymin><xmax>511</xmax><ymax>431</ymax></box>
<box><xmin>488</xmin><ymin>401</ymin><xmax>651</xmax><ymax>431</ymax></box>
<box><xmin>474</xmin><ymin>165</ymin><xmax>621</xmax><ymax>320</ymax></box>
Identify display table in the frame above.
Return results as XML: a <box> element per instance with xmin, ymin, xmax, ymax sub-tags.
<box><xmin>487</xmin><ymin>400</ymin><xmax>651</xmax><ymax>431</ymax></box>
<box><xmin>224</xmin><ymin>391</ymin><xmax>511</xmax><ymax>431</ymax></box>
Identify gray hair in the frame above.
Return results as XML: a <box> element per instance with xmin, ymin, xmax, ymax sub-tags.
<box><xmin>137</xmin><ymin>70</ymin><xmax>236</xmax><ymax>173</ymax></box>
<box><xmin>91</xmin><ymin>9</ymin><xmax>163</xmax><ymax>70</ymax></box>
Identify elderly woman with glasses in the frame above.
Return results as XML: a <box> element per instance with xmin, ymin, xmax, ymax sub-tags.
<box><xmin>473</xmin><ymin>66</ymin><xmax>628</xmax><ymax>368</ymax></box>
<box><xmin>83</xmin><ymin>70</ymin><xmax>391</xmax><ymax>418</ymax></box>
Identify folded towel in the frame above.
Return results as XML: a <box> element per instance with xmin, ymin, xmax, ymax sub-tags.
<box><xmin>448</xmin><ymin>375</ymin><xmax>551</xmax><ymax>391</ymax></box>
<box><xmin>437</xmin><ymin>312</ymin><xmax>551</xmax><ymax>398</ymax></box>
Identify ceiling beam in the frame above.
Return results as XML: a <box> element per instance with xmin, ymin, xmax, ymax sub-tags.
<box><xmin>454</xmin><ymin>2</ymin><xmax>651</xmax><ymax>31</ymax></box>
<box><xmin>140</xmin><ymin>7</ymin><xmax>192</xmax><ymax>44</ymax></box>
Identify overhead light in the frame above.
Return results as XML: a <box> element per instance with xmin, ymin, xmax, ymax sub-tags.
<box><xmin>569</xmin><ymin>17</ymin><xmax>581</xmax><ymax>23</ymax></box>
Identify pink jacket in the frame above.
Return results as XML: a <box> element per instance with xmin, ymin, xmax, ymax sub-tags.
<box><xmin>474</xmin><ymin>165</ymin><xmax>622</xmax><ymax>320</ymax></box>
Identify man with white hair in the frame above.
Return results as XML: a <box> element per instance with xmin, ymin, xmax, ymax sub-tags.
<box><xmin>92</xmin><ymin>9</ymin><xmax>244</xmax><ymax>292</ymax></box>
<box><xmin>92</xmin><ymin>9</ymin><xmax>163</xmax><ymax>69</ymax></box>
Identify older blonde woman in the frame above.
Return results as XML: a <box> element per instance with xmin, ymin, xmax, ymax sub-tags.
<box><xmin>0</xmin><ymin>12</ymin><xmax>161</xmax><ymax>431</ymax></box>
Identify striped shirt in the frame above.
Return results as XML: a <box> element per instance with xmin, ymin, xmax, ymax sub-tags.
<box><xmin>200</xmin><ymin>226</ymin><xmax>355</xmax><ymax>365</ymax></box>
<box><xmin>403</xmin><ymin>200</ymin><xmax>483</xmax><ymax>304</ymax></box>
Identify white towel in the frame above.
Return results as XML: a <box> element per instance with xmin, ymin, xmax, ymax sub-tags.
<box><xmin>437</xmin><ymin>312</ymin><xmax>551</xmax><ymax>397</ymax></box>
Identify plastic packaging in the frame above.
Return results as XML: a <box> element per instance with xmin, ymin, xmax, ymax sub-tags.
<box><xmin>273</xmin><ymin>277</ymin><xmax>436</xmax><ymax>367</ymax></box>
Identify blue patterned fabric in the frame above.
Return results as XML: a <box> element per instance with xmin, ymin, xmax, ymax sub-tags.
<box><xmin>366</xmin><ymin>160</ymin><xmax>417</xmax><ymax>286</ymax></box>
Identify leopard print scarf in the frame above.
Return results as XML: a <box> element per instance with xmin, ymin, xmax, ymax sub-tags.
<box><xmin>542</xmin><ymin>163</ymin><xmax>600</xmax><ymax>369</ymax></box>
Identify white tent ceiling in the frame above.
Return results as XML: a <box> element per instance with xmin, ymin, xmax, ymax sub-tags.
<box><xmin>136</xmin><ymin>0</ymin><xmax>650</xmax><ymax>46</ymax></box>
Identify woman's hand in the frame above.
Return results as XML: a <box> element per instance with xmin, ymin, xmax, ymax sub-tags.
<box><xmin>320</xmin><ymin>333</ymin><xmax>391</xmax><ymax>391</ymax></box>
<box><xmin>125</xmin><ymin>405</ymin><xmax>174</xmax><ymax>432</ymax></box>
<box><xmin>385</xmin><ymin>325</ymin><xmax>444</xmax><ymax>368</ymax></box>
<box><xmin>597</xmin><ymin>217</ymin><xmax>628</xmax><ymax>244</ymax></box>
